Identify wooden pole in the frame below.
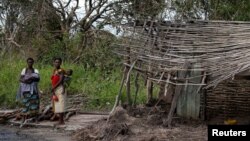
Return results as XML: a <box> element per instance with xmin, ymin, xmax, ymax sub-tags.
<box><xmin>133</xmin><ymin>68</ymin><xmax>140</xmax><ymax>107</ymax></box>
<box><xmin>166</xmin><ymin>61</ymin><xmax>191</xmax><ymax>127</ymax></box>
<box><xmin>110</xmin><ymin>67</ymin><xmax>126</xmax><ymax>115</ymax></box>
<box><xmin>125</xmin><ymin>66</ymin><xmax>132</xmax><ymax>106</ymax></box>
<box><xmin>146</xmin><ymin>21</ymin><xmax>156</xmax><ymax>105</ymax></box>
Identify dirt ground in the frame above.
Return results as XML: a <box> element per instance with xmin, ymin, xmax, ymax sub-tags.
<box><xmin>72</xmin><ymin>106</ymin><xmax>208</xmax><ymax>141</ymax></box>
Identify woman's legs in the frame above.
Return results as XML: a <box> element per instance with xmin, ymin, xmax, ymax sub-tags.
<box><xmin>53</xmin><ymin>85</ymin><xmax>66</xmax><ymax>124</ymax></box>
<box><xmin>21</xmin><ymin>92</ymin><xmax>29</xmax><ymax>122</ymax></box>
<box><xmin>58</xmin><ymin>113</ymin><xmax>64</xmax><ymax>124</ymax></box>
<box><xmin>51</xmin><ymin>113</ymin><xmax>64</xmax><ymax>125</ymax></box>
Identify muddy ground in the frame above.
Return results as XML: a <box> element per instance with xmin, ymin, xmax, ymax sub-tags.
<box><xmin>0</xmin><ymin>112</ymin><xmax>108</xmax><ymax>141</ymax></box>
<box><xmin>1</xmin><ymin>106</ymin><xmax>208</xmax><ymax>141</ymax></box>
<box><xmin>1</xmin><ymin>93</ymin><xmax>209</xmax><ymax>141</ymax></box>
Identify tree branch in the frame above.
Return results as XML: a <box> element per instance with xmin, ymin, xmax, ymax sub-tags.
<box><xmin>63</xmin><ymin>0</ymin><xmax>72</xmax><ymax>8</ymax></box>
<box><xmin>84</xmin><ymin>2</ymin><xmax>117</xmax><ymax>31</ymax></box>
<box><xmin>6</xmin><ymin>38</ymin><xmax>21</xmax><ymax>48</ymax></box>
<box><xmin>56</xmin><ymin>0</ymin><xmax>66</xmax><ymax>20</ymax></box>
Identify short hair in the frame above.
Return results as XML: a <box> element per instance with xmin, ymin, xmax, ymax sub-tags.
<box><xmin>27</xmin><ymin>57</ymin><xmax>34</xmax><ymax>62</ymax></box>
<box><xmin>67</xmin><ymin>69</ymin><xmax>73</xmax><ymax>75</ymax></box>
<box><xmin>53</xmin><ymin>57</ymin><xmax>62</xmax><ymax>62</ymax></box>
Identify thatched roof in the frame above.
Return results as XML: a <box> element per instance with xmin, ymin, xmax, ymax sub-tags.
<box><xmin>116</xmin><ymin>20</ymin><xmax>250</xmax><ymax>88</ymax></box>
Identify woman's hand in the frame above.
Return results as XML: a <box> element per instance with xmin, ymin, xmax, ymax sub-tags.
<box><xmin>31</xmin><ymin>77</ymin><xmax>40</xmax><ymax>82</ymax></box>
<box><xmin>25</xmin><ymin>79</ymin><xmax>32</xmax><ymax>84</ymax></box>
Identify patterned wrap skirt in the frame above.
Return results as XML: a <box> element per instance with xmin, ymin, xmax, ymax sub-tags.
<box><xmin>21</xmin><ymin>91</ymin><xmax>39</xmax><ymax>116</ymax></box>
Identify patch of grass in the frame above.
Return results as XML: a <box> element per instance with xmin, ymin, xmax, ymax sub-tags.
<box><xmin>0</xmin><ymin>59</ymin><xmax>24</xmax><ymax>108</ymax></box>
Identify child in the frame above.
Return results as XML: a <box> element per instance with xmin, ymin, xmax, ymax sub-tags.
<box><xmin>64</xmin><ymin>69</ymin><xmax>73</xmax><ymax>87</ymax></box>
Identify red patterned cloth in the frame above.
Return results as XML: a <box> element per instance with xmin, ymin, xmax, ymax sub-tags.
<box><xmin>51</xmin><ymin>75</ymin><xmax>60</xmax><ymax>87</ymax></box>
<box><xmin>51</xmin><ymin>68</ymin><xmax>65</xmax><ymax>87</ymax></box>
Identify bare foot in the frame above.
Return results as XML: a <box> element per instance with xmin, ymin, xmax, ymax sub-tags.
<box><xmin>58</xmin><ymin>121</ymin><xmax>65</xmax><ymax>125</ymax></box>
<box><xmin>53</xmin><ymin>121</ymin><xmax>65</xmax><ymax>127</ymax></box>
<box><xmin>50</xmin><ymin>114</ymin><xmax>59</xmax><ymax>121</ymax></box>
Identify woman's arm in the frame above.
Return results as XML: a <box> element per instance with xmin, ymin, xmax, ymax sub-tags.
<box><xmin>31</xmin><ymin>73</ymin><xmax>40</xmax><ymax>82</ymax></box>
<box><xmin>19</xmin><ymin>69</ymin><xmax>26</xmax><ymax>83</ymax></box>
<box><xmin>20</xmin><ymin>75</ymin><xmax>39</xmax><ymax>83</ymax></box>
<box><xmin>32</xmin><ymin>69</ymin><xmax>40</xmax><ymax>82</ymax></box>
<box><xmin>19</xmin><ymin>75</ymin><xmax>33</xmax><ymax>83</ymax></box>
<box><xmin>19</xmin><ymin>75</ymin><xmax>25</xmax><ymax>83</ymax></box>
<box><xmin>32</xmin><ymin>77</ymin><xmax>40</xmax><ymax>82</ymax></box>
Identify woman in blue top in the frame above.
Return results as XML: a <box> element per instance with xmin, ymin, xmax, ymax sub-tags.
<box><xmin>17</xmin><ymin>58</ymin><xmax>40</xmax><ymax>121</ymax></box>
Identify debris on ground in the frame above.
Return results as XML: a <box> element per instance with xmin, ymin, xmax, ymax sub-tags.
<box><xmin>72</xmin><ymin>106</ymin><xmax>207</xmax><ymax>141</ymax></box>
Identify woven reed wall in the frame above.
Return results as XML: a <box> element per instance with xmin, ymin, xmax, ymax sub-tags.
<box><xmin>206</xmin><ymin>78</ymin><xmax>250</xmax><ymax>122</ymax></box>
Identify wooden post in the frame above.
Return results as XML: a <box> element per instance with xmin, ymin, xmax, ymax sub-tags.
<box><xmin>110</xmin><ymin>67</ymin><xmax>126</xmax><ymax>114</ymax></box>
<box><xmin>133</xmin><ymin>71</ymin><xmax>140</xmax><ymax>107</ymax></box>
<box><xmin>166</xmin><ymin>61</ymin><xmax>191</xmax><ymax>127</ymax></box>
<box><xmin>200</xmin><ymin>71</ymin><xmax>207</xmax><ymax>121</ymax></box>
<box><xmin>125</xmin><ymin>66</ymin><xmax>132</xmax><ymax>106</ymax></box>
<box><xmin>146</xmin><ymin>73</ymin><xmax>154</xmax><ymax>104</ymax></box>
<box><xmin>146</xmin><ymin>21</ymin><xmax>157</xmax><ymax>105</ymax></box>
<box><xmin>124</xmin><ymin>60</ymin><xmax>138</xmax><ymax>107</ymax></box>
<box><xmin>158</xmin><ymin>81</ymin><xmax>165</xmax><ymax>100</ymax></box>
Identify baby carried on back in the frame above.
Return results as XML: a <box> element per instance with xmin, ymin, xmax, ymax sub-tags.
<box><xmin>63</xmin><ymin>69</ymin><xmax>73</xmax><ymax>87</ymax></box>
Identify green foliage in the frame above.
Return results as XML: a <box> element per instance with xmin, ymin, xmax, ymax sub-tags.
<box><xmin>209</xmin><ymin>0</ymin><xmax>250</xmax><ymax>21</ymax></box>
<box><xmin>172</xmin><ymin>0</ymin><xmax>208</xmax><ymax>20</ymax></box>
<box><xmin>30</xmin><ymin>35</ymin><xmax>64</xmax><ymax>64</ymax></box>
<box><xmin>76</xmin><ymin>68</ymin><xmax>121</xmax><ymax>111</ymax></box>
<box><xmin>131</xmin><ymin>0</ymin><xmax>166</xmax><ymax>19</ymax></box>
<box><xmin>27</xmin><ymin>29</ymin><xmax>119</xmax><ymax>72</ymax></box>
<box><xmin>82</xmin><ymin>34</ymin><xmax>119</xmax><ymax>71</ymax></box>
<box><xmin>68</xmin><ymin>67</ymin><xmax>149</xmax><ymax>111</ymax></box>
<box><xmin>0</xmin><ymin>59</ymin><xmax>23</xmax><ymax>108</ymax></box>
<box><xmin>64</xmin><ymin>31</ymin><xmax>120</xmax><ymax>71</ymax></box>
<box><xmin>172</xmin><ymin>0</ymin><xmax>250</xmax><ymax>21</ymax></box>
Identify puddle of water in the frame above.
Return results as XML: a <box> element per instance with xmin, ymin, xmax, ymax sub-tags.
<box><xmin>0</xmin><ymin>125</ymin><xmax>72</xmax><ymax>141</ymax></box>
<box><xmin>0</xmin><ymin>128</ymin><xmax>44</xmax><ymax>141</ymax></box>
